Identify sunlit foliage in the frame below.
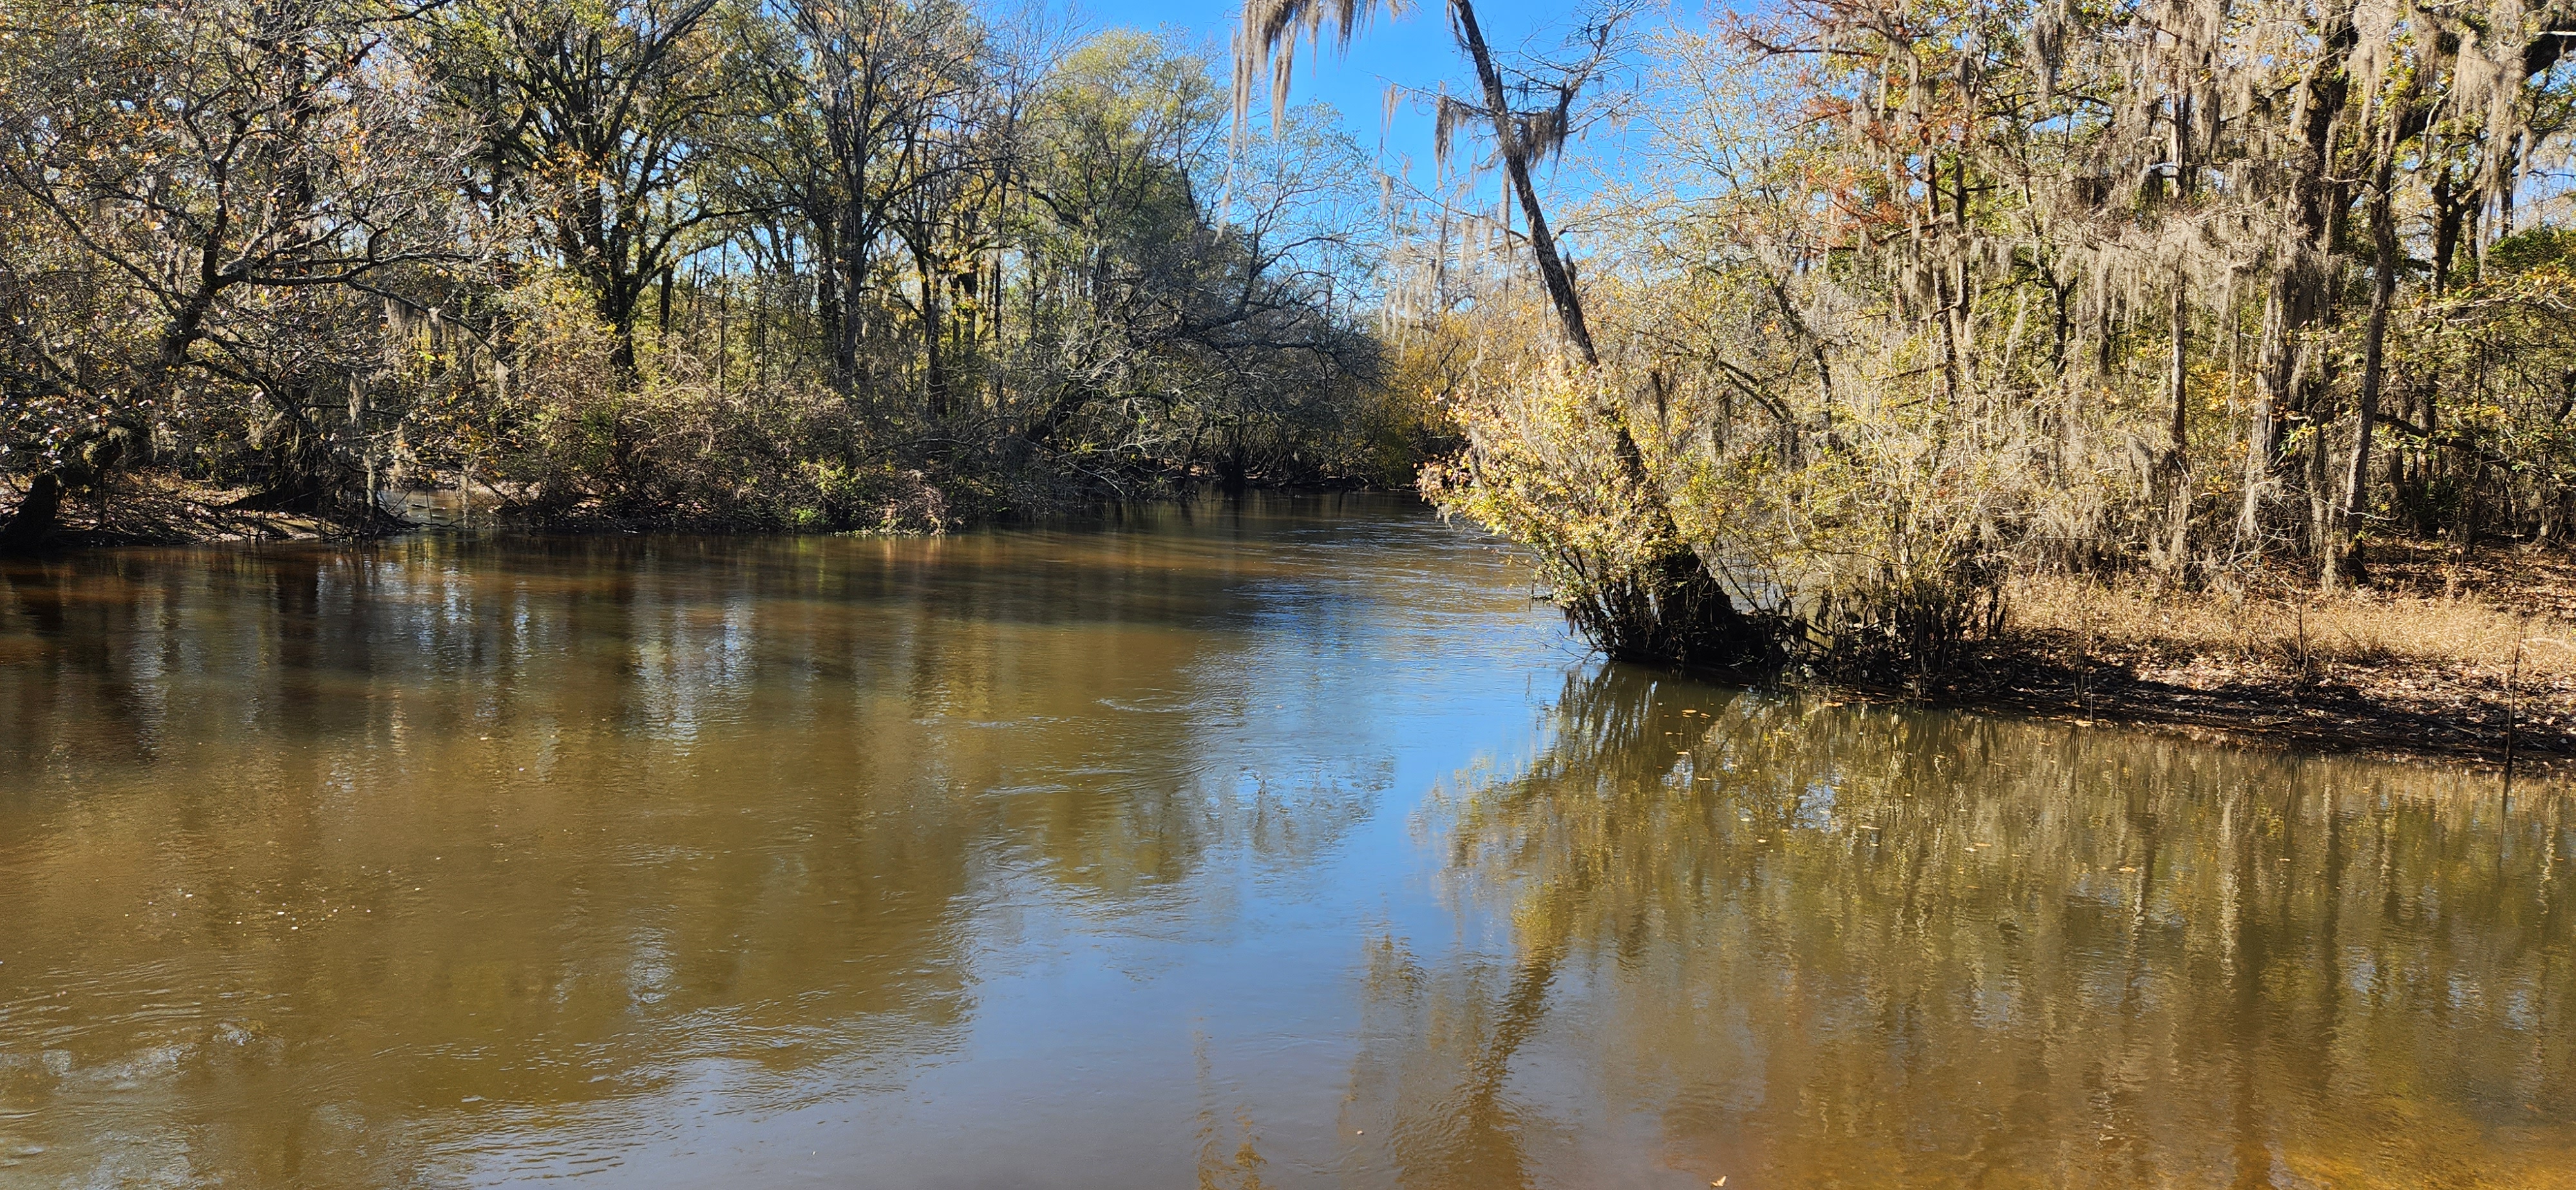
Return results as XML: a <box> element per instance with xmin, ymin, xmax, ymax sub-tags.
<box><xmin>0</xmin><ymin>0</ymin><xmax>1401</xmax><ymax>543</ymax></box>
<box><xmin>1392</xmin><ymin>0</ymin><xmax>2576</xmax><ymax>670</ymax></box>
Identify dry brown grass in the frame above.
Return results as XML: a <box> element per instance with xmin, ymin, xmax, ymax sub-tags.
<box><xmin>1906</xmin><ymin>550</ymin><xmax>2576</xmax><ymax>762</ymax></box>
<box><xmin>2005</xmin><ymin>571</ymin><xmax>2576</xmax><ymax>683</ymax></box>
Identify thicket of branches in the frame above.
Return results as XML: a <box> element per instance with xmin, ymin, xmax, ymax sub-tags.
<box><xmin>0</xmin><ymin>0</ymin><xmax>1422</xmax><ymax>545</ymax></box>
<box><xmin>1358</xmin><ymin>0</ymin><xmax>2576</xmax><ymax>671</ymax></box>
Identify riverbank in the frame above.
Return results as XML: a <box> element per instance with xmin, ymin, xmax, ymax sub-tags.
<box><xmin>0</xmin><ymin>473</ymin><xmax>354</xmax><ymax>547</ymax></box>
<box><xmin>1884</xmin><ymin>545</ymin><xmax>2576</xmax><ymax>767</ymax></box>
<box><xmin>1</xmin><ymin>464</ymin><xmax>1036</xmax><ymax>546</ymax></box>
<box><xmin>17</xmin><ymin>475</ymin><xmax>2566</xmax><ymax>768</ymax></box>
<box><xmin>2</xmin><ymin>470</ymin><xmax>949</xmax><ymax>547</ymax></box>
<box><xmin>0</xmin><ymin>469</ymin><xmax>1385</xmax><ymax>549</ymax></box>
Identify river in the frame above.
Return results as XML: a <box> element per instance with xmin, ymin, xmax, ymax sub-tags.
<box><xmin>1</xmin><ymin>493</ymin><xmax>2570</xmax><ymax>1187</ymax></box>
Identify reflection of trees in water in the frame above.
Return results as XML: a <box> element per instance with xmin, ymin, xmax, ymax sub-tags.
<box><xmin>1353</xmin><ymin>666</ymin><xmax>2576</xmax><ymax>1188</ymax></box>
<box><xmin>0</xmin><ymin>524</ymin><xmax>1406</xmax><ymax>1185</ymax></box>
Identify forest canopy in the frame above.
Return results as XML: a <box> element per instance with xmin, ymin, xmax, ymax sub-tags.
<box><xmin>0</xmin><ymin>0</ymin><xmax>1416</xmax><ymax>542</ymax></box>
<box><xmin>1346</xmin><ymin>0</ymin><xmax>2576</xmax><ymax>670</ymax></box>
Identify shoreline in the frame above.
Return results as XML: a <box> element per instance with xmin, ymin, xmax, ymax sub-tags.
<box><xmin>0</xmin><ymin>474</ymin><xmax>1409</xmax><ymax>552</ymax></box>
<box><xmin>1852</xmin><ymin>653</ymin><xmax>2572</xmax><ymax>771</ymax></box>
<box><xmin>12</xmin><ymin>480</ymin><xmax>2565</xmax><ymax>770</ymax></box>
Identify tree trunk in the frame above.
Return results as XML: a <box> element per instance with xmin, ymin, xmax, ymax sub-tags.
<box><xmin>1451</xmin><ymin>0</ymin><xmax>1594</xmax><ymax>365</ymax></box>
<box><xmin>2333</xmin><ymin>159</ymin><xmax>2400</xmax><ymax>585</ymax></box>
<box><xmin>837</xmin><ymin>201</ymin><xmax>867</xmax><ymax>384</ymax></box>
<box><xmin>2248</xmin><ymin>0</ymin><xmax>2356</xmax><ymax>560</ymax></box>
<box><xmin>2431</xmin><ymin>169</ymin><xmax>2470</xmax><ymax>292</ymax></box>
<box><xmin>922</xmin><ymin>266</ymin><xmax>948</xmax><ymax>419</ymax></box>
<box><xmin>2163</xmin><ymin>278</ymin><xmax>2191</xmax><ymax>569</ymax></box>
<box><xmin>2239</xmin><ymin>285</ymin><xmax>2282</xmax><ymax>545</ymax></box>
<box><xmin>0</xmin><ymin>474</ymin><xmax>63</xmax><ymax>555</ymax></box>
<box><xmin>1446</xmin><ymin>0</ymin><xmax>1766</xmax><ymax>665</ymax></box>
<box><xmin>608</xmin><ymin>310</ymin><xmax>638</xmax><ymax>375</ymax></box>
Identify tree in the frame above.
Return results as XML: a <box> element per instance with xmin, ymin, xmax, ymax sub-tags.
<box><xmin>0</xmin><ymin>0</ymin><xmax>462</xmax><ymax>534</ymax></box>
<box><xmin>1408</xmin><ymin>0</ymin><xmax>2576</xmax><ymax>672</ymax></box>
<box><xmin>419</xmin><ymin>0</ymin><xmax>740</xmax><ymax>375</ymax></box>
<box><xmin>770</xmin><ymin>0</ymin><xmax>992</xmax><ymax>388</ymax></box>
<box><xmin>1240</xmin><ymin>0</ymin><xmax>1770</xmax><ymax>667</ymax></box>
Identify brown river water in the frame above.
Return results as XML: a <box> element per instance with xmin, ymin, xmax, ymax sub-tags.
<box><xmin>1</xmin><ymin>493</ymin><xmax>2571</xmax><ymax>1188</ymax></box>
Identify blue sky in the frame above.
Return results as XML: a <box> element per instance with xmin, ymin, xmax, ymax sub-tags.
<box><xmin>1065</xmin><ymin>0</ymin><xmax>1667</xmax><ymax>193</ymax></box>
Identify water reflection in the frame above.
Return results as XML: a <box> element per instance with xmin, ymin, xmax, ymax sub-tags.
<box><xmin>1359</xmin><ymin>667</ymin><xmax>2576</xmax><ymax>1188</ymax></box>
<box><xmin>1</xmin><ymin>496</ymin><xmax>2570</xmax><ymax>1188</ymax></box>
<box><xmin>0</xmin><ymin>496</ymin><xmax>1528</xmax><ymax>1186</ymax></box>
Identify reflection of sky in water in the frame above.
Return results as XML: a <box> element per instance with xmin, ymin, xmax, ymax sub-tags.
<box><xmin>0</xmin><ymin>495</ymin><xmax>2570</xmax><ymax>1189</ymax></box>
